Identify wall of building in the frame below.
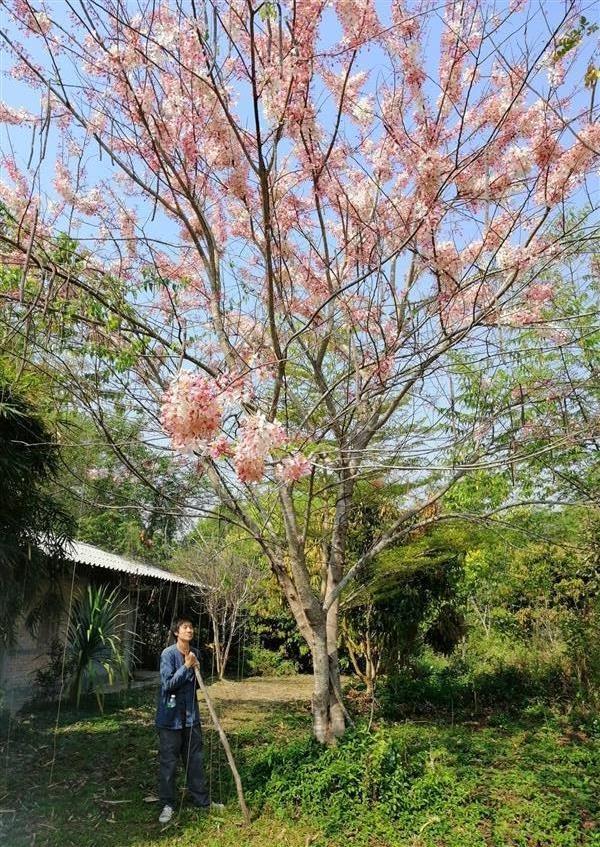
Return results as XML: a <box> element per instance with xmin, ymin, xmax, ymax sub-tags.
<box><xmin>0</xmin><ymin>573</ymin><xmax>78</xmax><ymax>712</ymax></box>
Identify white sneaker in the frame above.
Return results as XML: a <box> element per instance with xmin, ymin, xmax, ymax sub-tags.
<box><xmin>211</xmin><ymin>801</ymin><xmax>225</xmax><ymax>810</ymax></box>
<box><xmin>158</xmin><ymin>805</ymin><xmax>174</xmax><ymax>824</ymax></box>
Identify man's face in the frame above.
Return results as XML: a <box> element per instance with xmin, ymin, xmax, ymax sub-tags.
<box><xmin>176</xmin><ymin>621</ymin><xmax>194</xmax><ymax>642</ymax></box>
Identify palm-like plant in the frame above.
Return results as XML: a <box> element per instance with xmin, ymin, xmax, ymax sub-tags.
<box><xmin>67</xmin><ymin>585</ymin><xmax>129</xmax><ymax>712</ymax></box>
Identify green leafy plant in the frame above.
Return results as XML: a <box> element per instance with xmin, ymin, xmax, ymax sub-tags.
<box><xmin>34</xmin><ymin>638</ymin><xmax>76</xmax><ymax>702</ymax></box>
<box><xmin>342</xmin><ymin>544</ymin><xmax>466</xmax><ymax>694</ymax></box>
<box><xmin>67</xmin><ymin>585</ymin><xmax>129</xmax><ymax>712</ymax></box>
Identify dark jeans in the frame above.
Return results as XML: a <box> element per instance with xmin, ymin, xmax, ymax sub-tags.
<box><xmin>158</xmin><ymin>725</ymin><xmax>210</xmax><ymax>807</ymax></box>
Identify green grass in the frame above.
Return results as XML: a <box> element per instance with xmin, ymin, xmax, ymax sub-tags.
<box><xmin>1</xmin><ymin>686</ymin><xmax>599</xmax><ymax>847</ymax></box>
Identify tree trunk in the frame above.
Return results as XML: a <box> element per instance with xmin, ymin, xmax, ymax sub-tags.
<box><xmin>311</xmin><ymin>622</ymin><xmax>336</xmax><ymax>744</ymax></box>
<box><xmin>269</xmin><ymin>548</ymin><xmax>347</xmax><ymax>744</ymax></box>
<box><xmin>326</xmin><ymin>598</ymin><xmax>346</xmax><ymax>738</ymax></box>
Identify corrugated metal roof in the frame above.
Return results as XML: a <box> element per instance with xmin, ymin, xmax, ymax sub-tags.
<box><xmin>66</xmin><ymin>540</ymin><xmax>199</xmax><ymax>587</ymax></box>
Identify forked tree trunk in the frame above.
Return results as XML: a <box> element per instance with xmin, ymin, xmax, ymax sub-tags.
<box><xmin>269</xmin><ymin>529</ymin><xmax>349</xmax><ymax>742</ymax></box>
<box><xmin>273</xmin><ymin>571</ymin><xmax>347</xmax><ymax>744</ymax></box>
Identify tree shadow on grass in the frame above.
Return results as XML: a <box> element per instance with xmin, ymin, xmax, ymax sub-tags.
<box><xmin>0</xmin><ymin>690</ymin><xmax>311</xmax><ymax>847</ymax></box>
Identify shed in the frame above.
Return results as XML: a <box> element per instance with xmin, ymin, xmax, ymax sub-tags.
<box><xmin>0</xmin><ymin>541</ymin><xmax>199</xmax><ymax>711</ymax></box>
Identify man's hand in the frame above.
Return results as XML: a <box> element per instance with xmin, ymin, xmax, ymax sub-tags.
<box><xmin>184</xmin><ymin>651</ymin><xmax>199</xmax><ymax>669</ymax></box>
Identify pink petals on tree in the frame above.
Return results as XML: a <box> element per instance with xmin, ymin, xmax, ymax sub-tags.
<box><xmin>233</xmin><ymin>414</ymin><xmax>287</xmax><ymax>484</ymax></box>
<box><xmin>277</xmin><ymin>454</ymin><xmax>312</xmax><ymax>483</ymax></box>
<box><xmin>160</xmin><ymin>372</ymin><xmax>222</xmax><ymax>452</ymax></box>
<box><xmin>160</xmin><ymin>374</ymin><xmax>310</xmax><ymax>485</ymax></box>
<box><xmin>2</xmin><ymin>1</ymin><xmax>598</xmax><ymax>485</ymax></box>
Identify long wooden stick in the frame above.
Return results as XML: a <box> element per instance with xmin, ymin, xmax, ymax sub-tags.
<box><xmin>193</xmin><ymin>665</ymin><xmax>251</xmax><ymax>825</ymax></box>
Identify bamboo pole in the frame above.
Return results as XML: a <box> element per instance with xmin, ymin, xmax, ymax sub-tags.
<box><xmin>193</xmin><ymin>665</ymin><xmax>251</xmax><ymax>825</ymax></box>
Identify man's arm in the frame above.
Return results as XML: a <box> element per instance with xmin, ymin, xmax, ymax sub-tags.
<box><xmin>160</xmin><ymin>650</ymin><xmax>196</xmax><ymax>693</ymax></box>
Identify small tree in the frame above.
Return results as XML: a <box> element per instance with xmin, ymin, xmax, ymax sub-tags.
<box><xmin>172</xmin><ymin>541</ymin><xmax>262</xmax><ymax>680</ymax></box>
<box><xmin>342</xmin><ymin>545</ymin><xmax>465</xmax><ymax>696</ymax></box>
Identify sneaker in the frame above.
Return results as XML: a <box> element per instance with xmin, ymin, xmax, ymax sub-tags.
<box><xmin>158</xmin><ymin>805</ymin><xmax>174</xmax><ymax>824</ymax></box>
<box><xmin>210</xmin><ymin>801</ymin><xmax>225</xmax><ymax>811</ymax></box>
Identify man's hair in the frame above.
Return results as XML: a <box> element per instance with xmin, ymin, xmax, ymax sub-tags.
<box><xmin>170</xmin><ymin>615</ymin><xmax>194</xmax><ymax>637</ymax></box>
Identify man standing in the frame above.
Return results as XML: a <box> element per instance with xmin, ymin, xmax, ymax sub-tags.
<box><xmin>155</xmin><ymin>615</ymin><xmax>218</xmax><ymax>824</ymax></box>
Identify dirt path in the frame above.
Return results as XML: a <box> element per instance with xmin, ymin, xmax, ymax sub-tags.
<box><xmin>207</xmin><ymin>675</ymin><xmax>314</xmax><ymax>703</ymax></box>
<box><xmin>129</xmin><ymin>672</ymin><xmax>317</xmax><ymax>703</ymax></box>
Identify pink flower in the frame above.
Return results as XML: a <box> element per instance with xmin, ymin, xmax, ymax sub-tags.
<box><xmin>208</xmin><ymin>436</ymin><xmax>233</xmax><ymax>459</ymax></box>
<box><xmin>160</xmin><ymin>371</ymin><xmax>222</xmax><ymax>451</ymax></box>
<box><xmin>334</xmin><ymin>0</ymin><xmax>379</xmax><ymax>48</ymax></box>
<box><xmin>233</xmin><ymin>414</ymin><xmax>287</xmax><ymax>484</ymax></box>
<box><xmin>277</xmin><ymin>453</ymin><xmax>312</xmax><ymax>483</ymax></box>
<box><xmin>0</xmin><ymin>102</ymin><xmax>37</xmax><ymax>125</ymax></box>
<box><xmin>528</xmin><ymin>282</ymin><xmax>554</xmax><ymax>303</ymax></box>
<box><xmin>547</xmin><ymin>60</ymin><xmax>565</xmax><ymax>88</ymax></box>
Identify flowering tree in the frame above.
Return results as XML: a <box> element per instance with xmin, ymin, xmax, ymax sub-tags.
<box><xmin>0</xmin><ymin>0</ymin><xmax>599</xmax><ymax>742</ymax></box>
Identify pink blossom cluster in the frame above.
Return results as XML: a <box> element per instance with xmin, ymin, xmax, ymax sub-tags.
<box><xmin>438</xmin><ymin>281</ymin><xmax>495</xmax><ymax>331</ymax></box>
<box><xmin>207</xmin><ymin>436</ymin><xmax>233</xmax><ymax>460</ymax></box>
<box><xmin>334</xmin><ymin>0</ymin><xmax>380</xmax><ymax>50</ymax></box>
<box><xmin>542</xmin><ymin>124</ymin><xmax>600</xmax><ymax>205</ymax></box>
<box><xmin>0</xmin><ymin>155</ymin><xmax>31</xmax><ymax>213</ymax></box>
<box><xmin>160</xmin><ymin>371</ymin><xmax>222</xmax><ymax>451</ymax></box>
<box><xmin>528</xmin><ymin>282</ymin><xmax>554</xmax><ymax>303</ymax></box>
<box><xmin>492</xmin><ymin>280</ymin><xmax>555</xmax><ymax>328</ymax></box>
<box><xmin>117</xmin><ymin>208</ymin><xmax>138</xmax><ymax>258</ymax></box>
<box><xmin>13</xmin><ymin>0</ymin><xmax>51</xmax><ymax>35</ymax></box>
<box><xmin>0</xmin><ymin>102</ymin><xmax>38</xmax><ymax>125</ymax></box>
<box><xmin>438</xmin><ymin>1</ymin><xmax>480</xmax><ymax>111</ymax></box>
<box><xmin>233</xmin><ymin>414</ymin><xmax>287</xmax><ymax>484</ymax></box>
<box><xmin>277</xmin><ymin>453</ymin><xmax>312</xmax><ymax>483</ymax></box>
<box><xmin>52</xmin><ymin>161</ymin><xmax>105</xmax><ymax>217</ymax></box>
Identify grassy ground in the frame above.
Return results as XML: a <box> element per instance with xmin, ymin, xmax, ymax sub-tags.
<box><xmin>1</xmin><ymin>678</ymin><xmax>599</xmax><ymax>847</ymax></box>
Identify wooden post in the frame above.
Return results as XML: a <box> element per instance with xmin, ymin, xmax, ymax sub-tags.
<box><xmin>193</xmin><ymin>666</ymin><xmax>251</xmax><ymax>825</ymax></box>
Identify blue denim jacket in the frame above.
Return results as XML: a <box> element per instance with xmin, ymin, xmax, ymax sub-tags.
<box><xmin>155</xmin><ymin>644</ymin><xmax>201</xmax><ymax>729</ymax></box>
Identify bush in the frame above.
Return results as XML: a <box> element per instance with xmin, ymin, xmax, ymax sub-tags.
<box><xmin>377</xmin><ymin>651</ymin><xmax>575</xmax><ymax>720</ymax></box>
<box><xmin>246</xmin><ymin>723</ymin><xmax>477</xmax><ymax>840</ymax></box>
<box><xmin>244</xmin><ymin>645</ymin><xmax>298</xmax><ymax>677</ymax></box>
<box><xmin>248</xmin><ymin>609</ymin><xmax>312</xmax><ymax>673</ymax></box>
<box><xmin>33</xmin><ymin>638</ymin><xmax>76</xmax><ymax>702</ymax></box>
<box><xmin>245</xmin><ymin>714</ymin><xmax>600</xmax><ymax>846</ymax></box>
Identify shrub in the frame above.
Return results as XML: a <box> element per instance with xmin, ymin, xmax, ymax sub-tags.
<box><xmin>33</xmin><ymin>638</ymin><xmax>76</xmax><ymax>701</ymax></box>
<box><xmin>377</xmin><ymin>651</ymin><xmax>575</xmax><ymax>720</ymax></box>
<box><xmin>246</xmin><ymin>723</ymin><xmax>470</xmax><ymax>839</ymax></box>
<box><xmin>245</xmin><ymin>645</ymin><xmax>298</xmax><ymax>677</ymax></box>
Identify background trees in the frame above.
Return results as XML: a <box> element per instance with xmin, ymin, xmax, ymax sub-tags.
<box><xmin>172</xmin><ymin>537</ymin><xmax>263</xmax><ymax>679</ymax></box>
<box><xmin>342</xmin><ymin>543</ymin><xmax>465</xmax><ymax>696</ymax></box>
<box><xmin>52</xmin><ymin>411</ymin><xmax>195</xmax><ymax>564</ymax></box>
<box><xmin>0</xmin><ymin>0</ymin><xmax>598</xmax><ymax>742</ymax></box>
<box><xmin>0</xmin><ymin>374</ymin><xmax>72</xmax><ymax>644</ymax></box>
